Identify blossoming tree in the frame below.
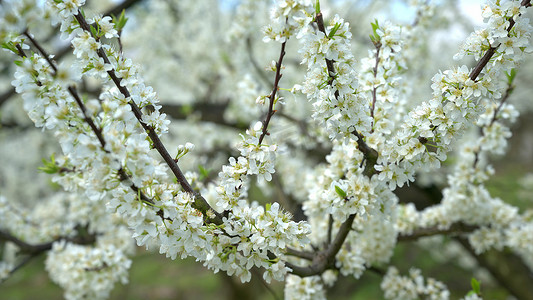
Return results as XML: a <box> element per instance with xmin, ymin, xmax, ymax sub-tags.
<box><xmin>1</xmin><ymin>0</ymin><xmax>533</xmax><ymax>299</ymax></box>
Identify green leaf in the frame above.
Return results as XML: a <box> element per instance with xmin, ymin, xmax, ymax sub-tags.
<box><xmin>335</xmin><ymin>185</ymin><xmax>347</xmax><ymax>198</ymax></box>
<box><xmin>315</xmin><ymin>0</ymin><xmax>321</xmax><ymax>15</ymax></box>
<box><xmin>371</xmin><ymin>19</ymin><xmax>380</xmax><ymax>34</ymax></box>
<box><xmin>328</xmin><ymin>22</ymin><xmax>342</xmax><ymax>39</ymax></box>
<box><xmin>90</xmin><ymin>23</ymin><xmax>101</xmax><ymax>38</ymax></box>
<box><xmin>118</xmin><ymin>10</ymin><xmax>128</xmax><ymax>29</ymax></box>
<box><xmin>113</xmin><ymin>9</ymin><xmax>129</xmax><ymax>31</ymax></box>
<box><xmin>370</xmin><ymin>19</ymin><xmax>381</xmax><ymax>43</ymax></box>
<box><xmin>180</xmin><ymin>104</ymin><xmax>193</xmax><ymax>115</ymax></box>
<box><xmin>506</xmin><ymin>68</ymin><xmax>517</xmax><ymax>84</ymax></box>
<box><xmin>198</xmin><ymin>165</ymin><xmax>210</xmax><ymax>181</ymax></box>
<box><xmin>471</xmin><ymin>277</ymin><xmax>481</xmax><ymax>294</ymax></box>
<box><xmin>1</xmin><ymin>41</ymin><xmax>17</xmax><ymax>53</ymax></box>
<box><xmin>38</xmin><ymin>153</ymin><xmax>59</xmax><ymax>174</ymax></box>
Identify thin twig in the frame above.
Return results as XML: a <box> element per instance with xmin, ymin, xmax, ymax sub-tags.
<box><xmin>315</xmin><ymin>13</ymin><xmax>337</xmax><ymax>82</ymax></box>
<box><xmin>326</xmin><ymin>214</ymin><xmax>333</xmax><ymax>245</ymax></box>
<box><xmin>245</xmin><ymin>36</ymin><xmax>272</xmax><ymax>87</ymax></box>
<box><xmin>23</xmin><ymin>31</ymin><xmax>58</xmax><ymax>74</ymax></box>
<box><xmin>0</xmin><ymin>254</ymin><xmax>37</xmax><ymax>284</ymax></box>
<box><xmin>287</xmin><ymin>214</ymin><xmax>356</xmax><ymax>277</ymax></box>
<box><xmin>19</xmin><ymin>31</ymin><xmax>155</xmax><ymax>206</ymax></box>
<box><xmin>489</xmin><ymin>82</ymin><xmax>514</xmax><ymax>126</ymax></box>
<box><xmin>252</xmin><ymin>269</ymin><xmax>282</xmax><ymax>300</ymax></box>
<box><xmin>258</xmin><ymin>41</ymin><xmax>286</xmax><ymax>145</ymax></box>
<box><xmin>473</xmin><ymin>81</ymin><xmax>514</xmax><ymax>168</ymax></box>
<box><xmin>0</xmin><ymin>230</ymin><xmax>95</xmax><ymax>255</ymax></box>
<box><xmin>285</xmin><ymin>247</ymin><xmax>315</xmax><ymax>261</ymax></box>
<box><xmin>73</xmin><ymin>11</ymin><xmax>223</xmax><ymax>224</ymax></box>
<box><xmin>397</xmin><ymin>222</ymin><xmax>478</xmax><ymax>242</ymax></box>
<box><xmin>0</xmin><ymin>0</ymin><xmax>143</xmax><ymax>108</ymax></box>
<box><xmin>469</xmin><ymin>0</ymin><xmax>532</xmax><ymax>81</ymax></box>
<box><xmin>370</xmin><ymin>43</ymin><xmax>381</xmax><ymax>125</ymax></box>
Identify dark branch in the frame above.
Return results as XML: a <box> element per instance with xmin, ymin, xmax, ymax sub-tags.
<box><xmin>456</xmin><ymin>237</ymin><xmax>533</xmax><ymax>300</ymax></box>
<box><xmin>287</xmin><ymin>214</ymin><xmax>356</xmax><ymax>277</ymax></box>
<box><xmin>0</xmin><ymin>229</ymin><xmax>95</xmax><ymax>255</ymax></box>
<box><xmin>73</xmin><ymin>11</ymin><xmax>223</xmax><ymax>224</ymax></box>
<box><xmin>315</xmin><ymin>13</ymin><xmax>337</xmax><ymax>83</ymax></box>
<box><xmin>370</xmin><ymin>42</ymin><xmax>381</xmax><ymax>124</ymax></box>
<box><xmin>397</xmin><ymin>222</ymin><xmax>478</xmax><ymax>242</ymax></box>
<box><xmin>258</xmin><ymin>41</ymin><xmax>286</xmax><ymax>145</ymax></box>
<box><xmin>18</xmin><ymin>30</ymin><xmax>155</xmax><ymax>207</ymax></box>
<box><xmin>0</xmin><ymin>0</ymin><xmax>144</xmax><ymax>108</ymax></box>
<box><xmin>245</xmin><ymin>36</ymin><xmax>272</xmax><ymax>87</ymax></box>
<box><xmin>469</xmin><ymin>0</ymin><xmax>532</xmax><ymax>81</ymax></box>
<box><xmin>285</xmin><ymin>247</ymin><xmax>315</xmax><ymax>261</ymax></box>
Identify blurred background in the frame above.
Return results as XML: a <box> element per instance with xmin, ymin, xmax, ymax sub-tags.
<box><xmin>1</xmin><ymin>0</ymin><xmax>532</xmax><ymax>299</ymax></box>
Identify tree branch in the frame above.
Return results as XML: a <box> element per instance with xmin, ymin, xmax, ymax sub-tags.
<box><xmin>284</xmin><ymin>6</ymin><xmax>382</xmax><ymax>279</ymax></box>
<box><xmin>456</xmin><ymin>237</ymin><xmax>533</xmax><ymax>300</ymax></box>
<box><xmin>469</xmin><ymin>0</ymin><xmax>532</xmax><ymax>81</ymax></box>
<box><xmin>73</xmin><ymin>11</ymin><xmax>224</xmax><ymax>224</ymax></box>
<box><xmin>0</xmin><ymin>0</ymin><xmax>144</xmax><ymax>108</ymax></box>
<box><xmin>397</xmin><ymin>222</ymin><xmax>478</xmax><ymax>242</ymax></box>
<box><xmin>245</xmin><ymin>36</ymin><xmax>272</xmax><ymax>88</ymax></box>
<box><xmin>315</xmin><ymin>12</ymin><xmax>337</xmax><ymax>85</ymax></box>
<box><xmin>0</xmin><ymin>253</ymin><xmax>36</xmax><ymax>284</ymax></box>
<box><xmin>19</xmin><ymin>30</ymin><xmax>155</xmax><ymax>207</ymax></box>
<box><xmin>287</xmin><ymin>214</ymin><xmax>356</xmax><ymax>277</ymax></box>
<box><xmin>315</xmin><ymin>10</ymin><xmax>379</xmax><ymax>177</ymax></box>
<box><xmin>369</xmin><ymin>42</ymin><xmax>381</xmax><ymax>124</ymax></box>
<box><xmin>285</xmin><ymin>247</ymin><xmax>315</xmax><ymax>261</ymax></box>
<box><xmin>258</xmin><ymin>41</ymin><xmax>286</xmax><ymax>145</ymax></box>
<box><xmin>0</xmin><ymin>229</ymin><xmax>96</xmax><ymax>255</ymax></box>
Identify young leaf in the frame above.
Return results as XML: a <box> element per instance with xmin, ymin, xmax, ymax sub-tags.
<box><xmin>90</xmin><ymin>24</ymin><xmax>99</xmax><ymax>38</ymax></box>
<box><xmin>370</xmin><ymin>19</ymin><xmax>381</xmax><ymax>44</ymax></box>
<box><xmin>471</xmin><ymin>277</ymin><xmax>481</xmax><ymax>294</ymax></box>
<box><xmin>198</xmin><ymin>165</ymin><xmax>210</xmax><ymax>181</ymax></box>
<box><xmin>113</xmin><ymin>9</ymin><xmax>129</xmax><ymax>31</ymax></box>
<box><xmin>335</xmin><ymin>185</ymin><xmax>347</xmax><ymax>198</ymax></box>
<box><xmin>1</xmin><ymin>41</ymin><xmax>17</xmax><ymax>53</ymax></box>
<box><xmin>506</xmin><ymin>68</ymin><xmax>517</xmax><ymax>84</ymax></box>
<box><xmin>38</xmin><ymin>153</ymin><xmax>59</xmax><ymax>174</ymax></box>
<box><xmin>328</xmin><ymin>22</ymin><xmax>342</xmax><ymax>39</ymax></box>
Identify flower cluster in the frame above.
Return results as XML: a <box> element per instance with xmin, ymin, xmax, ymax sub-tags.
<box><xmin>2</xmin><ymin>0</ymin><xmax>533</xmax><ymax>299</ymax></box>
<box><xmin>304</xmin><ymin>140</ymin><xmax>379</xmax><ymax>223</ymax></box>
<box><xmin>8</xmin><ymin>0</ymin><xmax>314</xmax><ymax>287</ymax></box>
<box><xmin>371</xmin><ymin>0</ymin><xmax>532</xmax><ymax>193</ymax></box>
<box><xmin>395</xmin><ymin>72</ymin><xmax>533</xmax><ymax>266</ymax></box>
<box><xmin>298</xmin><ymin>14</ymin><xmax>370</xmax><ymax>139</ymax></box>
<box><xmin>263</xmin><ymin>0</ymin><xmax>314</xmax><ymax>43</ymax></box>
<box><xmin>46</xmin><ymin>241</ymin><xmax>131</xmax><ymax>300</ymax></box>
<box><xmin>0</xmin><ymin>0</ymin><xmax>46</xmax><ymax>38</ymax></box>
<box><xmin>214</xmin><ymin>121</ymin><xmax>310</xmax><ymax>281</ymax></box>
<box><xmin>455</xmin><ymin>1</ymin><xmax>531</xmax><ymax>63</ymax></box>
<box><xmin>381</xmin><ymin>267</ymin><xmax>450</xmax><ymax>300</ymax></box>
<box><xmin>284</xmin><ymin>274</ymin><xmax>329</xmax><ymax>300</ymax></box>
<box><xmin>0</xmin><ymin>189</ymin><xmax>135</xmax><ymax>296</ymax></box>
